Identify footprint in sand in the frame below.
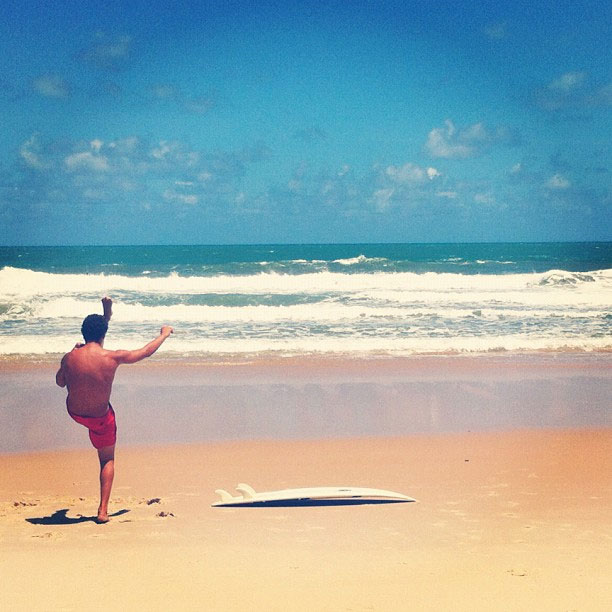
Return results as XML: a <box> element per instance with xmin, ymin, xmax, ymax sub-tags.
<box><xmin>31</xmin><ymin>531</ymin><xmax>63</xmax><ymax>540</ymax></box>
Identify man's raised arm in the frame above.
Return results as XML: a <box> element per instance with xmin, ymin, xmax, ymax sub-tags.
<box><xmin>112</xmin><ymin>326</ymin><xmax>174</xmax><ymax>365</ymax></box>
<box><xmin>102</xmin><ymin>296</ymin><xmax>113</xmax><ymax>322</ymax></box>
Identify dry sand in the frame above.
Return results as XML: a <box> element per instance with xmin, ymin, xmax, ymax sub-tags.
<box><xmin>1</xmin><ymin>355</ymin><xmax>611</xmax><ymax>611</ymax></box>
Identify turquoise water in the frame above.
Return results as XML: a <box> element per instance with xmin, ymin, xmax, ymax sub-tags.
<box><xmin>1</xmin><ymin>242</ymin><xmax>611</xmax><ymax>357</ymax></box>
<box><xmin>1</xmin><ymin>242</ymin><xmax>610</xmax><ymax>276</ymax></box>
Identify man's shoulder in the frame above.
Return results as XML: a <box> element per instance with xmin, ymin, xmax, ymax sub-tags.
<box><xmin>101</xmin><ymin>348</ymin><xmax>128</xmax><ymax>363</ymax></box>
<box><xmin>62</xmin><ymin>348</ymin><xmax>78</xmax><ymax>363</ymax></box>
<box><xmin>89</xmin><ymin>348</ymin><xmax>123</xmax><ymax>372</ymax></box>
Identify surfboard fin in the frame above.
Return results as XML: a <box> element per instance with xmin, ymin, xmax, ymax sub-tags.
<box><xmin>215</xmin><ymin>489</ymin><xmax>235</xmax><ymax>503</ymax></box>
<box><xmin>236</xmin><ymin>483</ymin><xmax>256</xmax><ymax>500</ymax></box>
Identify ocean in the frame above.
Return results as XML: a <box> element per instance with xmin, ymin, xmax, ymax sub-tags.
<box><xmin>1</xmin><ymin>242</ymin><xmax>610</xmax><ymax>359</ymax></box>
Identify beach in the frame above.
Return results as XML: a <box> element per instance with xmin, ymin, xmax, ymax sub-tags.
<box><xmin>3</xmin><ymin>0</ymin><xmax>611</xmax><ymax>602</ymax></box>
<box><xmin>1</xmin><ymin>354</ymin><xmax>611</xmax><ymax>611</ymax></box>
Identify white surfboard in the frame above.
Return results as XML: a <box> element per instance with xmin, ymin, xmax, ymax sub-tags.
<box><xmin>212</xmin><ymin>483</ymin><xmax>416</xmax><ymax>506</ymax></box>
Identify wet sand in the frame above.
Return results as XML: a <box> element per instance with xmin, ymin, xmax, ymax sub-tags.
<box><xmin>1</xmin><ymin>354</ymin><xmax>611</xmax><ymax>610</ymax></box>
<box><xmin>1</xmin><ymin>353</ymin><xmax>610</xmax><ymax>452</ymax></box>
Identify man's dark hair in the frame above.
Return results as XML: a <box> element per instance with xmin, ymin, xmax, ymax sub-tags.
<box><xmin>81</xmin><ymin>314</ymin><xmax>108</xmax><ymax>343</ymax></box>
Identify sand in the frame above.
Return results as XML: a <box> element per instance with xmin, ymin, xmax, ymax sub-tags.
<box><xmin>1</xmin><ymin>354</ymin><xmax>611</xmax><ymax>611</ymax></box>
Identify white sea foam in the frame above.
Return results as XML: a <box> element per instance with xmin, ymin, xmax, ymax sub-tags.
<box><xmin>1</xmin><ymin>332</ymin><xmax>610</xmax><ymax>357</ymax></box>
<box><xmin>1</xmin><ymin>266</ymin><xmax>610</xmax><ymax>297</ymax></box>
<box><xmin>1</xmin><ymin>265</ymin><xmax>610</xmax><ymax>357</ymax></box>
<box><xmin>4</xmin><ymin>296</ymin><xmax>605</xmax><ymax>325</ymax></box>
<box><xmin>475</xmin><ymin>259</ymin><xmax>515</xmax><ymax>265</ymax></box>
<box><xmin>332</xmin><ymin>255</ymin><xmax>388</xmax><ymax>265</ymax></box>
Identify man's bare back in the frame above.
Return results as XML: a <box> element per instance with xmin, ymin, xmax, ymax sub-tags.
<box><xmin>58</xmin><ymin>343</ymin><xmax>122</xmax><ymax>417</ymax></box>
<box><xmin>57</xmin><ymin>327</ymin><xmax>173</xmax><ymax>417</ymax></box>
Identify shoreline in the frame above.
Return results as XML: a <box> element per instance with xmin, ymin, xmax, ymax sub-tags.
<box><xmin>1</xmin><ymin>351</ymin><xmax>610</xmax><ymax>454</ymax></box>
<box><xmin>2</xmin><ymin>347</ymin><xmax>611</xmax><ymax>368</ymax></box>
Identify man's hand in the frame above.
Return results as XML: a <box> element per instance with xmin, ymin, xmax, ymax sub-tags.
<box><xmin>161</xmin><ymin>325</ymin><xmax>174</xmax><ymax>337</ymax></box>
<box><xmin>102</xmin><ymin>296</ymin><xmax>113</xmax><ymax>322</ymax></box>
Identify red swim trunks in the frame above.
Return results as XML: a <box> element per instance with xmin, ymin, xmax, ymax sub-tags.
<box><xmin>68</xmin><ymin>404</ymin><xmax>117</xmax><ymax>449</ymax></box>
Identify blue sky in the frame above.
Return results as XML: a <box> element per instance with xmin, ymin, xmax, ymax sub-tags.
<box><xmin>1</xmin><ymin>0</ymin><xmax>610</xmax><ymax>245</ymax></box>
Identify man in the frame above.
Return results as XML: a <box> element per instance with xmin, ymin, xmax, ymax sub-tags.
<box><xmin>56</xmin><ymin>296</ymin><xmax>173</xmax><ymax>523</ymax></box>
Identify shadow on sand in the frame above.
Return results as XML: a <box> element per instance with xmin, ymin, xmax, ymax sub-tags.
<box><xmin>26</xmin><ymin>508</ymin><xmax>130</xmax><ymax>525</ymax></box>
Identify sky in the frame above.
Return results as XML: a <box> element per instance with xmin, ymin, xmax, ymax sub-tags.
<box><xmin>1</xmin><ymin>0</ymin><xmax>610</xmax><ymax>245</ymax></box>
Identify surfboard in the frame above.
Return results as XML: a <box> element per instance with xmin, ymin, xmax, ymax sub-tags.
<box><xmin>212</xmin><ymin>483</ymin><xmax>416</xmax><ymax>506</ymax></box>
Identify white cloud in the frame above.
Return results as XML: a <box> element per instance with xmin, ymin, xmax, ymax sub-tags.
<box><xmin>19</xmin><ymin>135</ymin><xmax>49</xmax><ymax>169</ymax></box>
<box><xmin>151</xmin><ymin>141</ymin><xmax>174</xmax><ymax>160</ymax></box>
<box><xmin>9</xmin><ymin>132</ymin><xmax>274</xmax><ymax>220</ymax></box>
<box><xmin>386</xmin><ymin>163</ymin><xmax>424</xmax><ymax>184</ymax></box>
<box><xmin>116</xmin><ymin>178</ymin><xmax>138</xmax><ymax>192</ymax></box>
<box><xmin>536</xmin><ymin>71</ymin><xmax>611</xmax><ymax>111</ymax></box>
<box><xmin>163</xmin><ymin>189</ymin><xmax>198</xmax><ymax>205</ymax></box>
<box><xmin>484</xmin><ymin>22</ymin><xmax>507</xmax><ymax>40</ymax></box>
<box><xmin>546</xmin><ymin>174</ymin><xmax>571</xmax><ymax>190</ymax></box>
<box><xmin>32</xmin><ymin>74</ymin><xmax>70</xmax><ymax>98</ymax></box>
<box><xmin>108</xmin><ymin>136</ymin><xmax>139</xmax><ymax>154</ymax></box>
<box><xmin>371</xmin><ymin>188</ymin><xmax>394</xmax><ymax>211</ymax></box>
<box><xmin>386</xmin><ymin>162</ymin><xmax>440</xmax><ymax>184</ymax></box>
<box><xmin>64</xmin><ymin>151</ymin><xmax>109</xmax><ymax>172</ymax></box>
<box><xmin>425</xmin><ymin>120</ymin><xmax>512</xmax><ymax>159</ymax></box>
<box><xmin>151</xmin><ymin>83</ymin><xmax>179</xmax><ymax>100</ymax></box>
<box><xmin>82</xmin><ymin>188</ymin><xmax>107</xmax><ymax>200</ymax></box>
<box><xmin>510</xmin><ymin>163</ymin><xmax>522</xmax><ymax>174</ymax></box>
<box><xmin>549</xmin><ymin>72</ymin><xmax>586</xmax><ymax>92</ymax></box>
<box><xmin>81</xmin><ymin>33</ymin><xmax>132</xmax><ymax>70</ymax></box>
<box><xmin>183</xmin><ymin>97</ymin><xmax>214</xmax><ymax>114</ymax></box>
<box><xmin>99</xmin><ymin>35</ymin><xmax>131</xmax><ymax>58</ymax></box>
<box><xmin>436</xmin><ymin>191</ymin><xmax>458</xmax><ymax>199</ymax></box>
<box><xmin>321</xmin><ymin>180</ymin><xmax>334</xmax><ymax>195</ymax></box>
<box><xmin>425</xmin><ymin>120</ymin><xmax>473</xmax><ymax>159</ymax></box>
<box><xmin>474</xmin><ymin>193</ymin><xmax>496</xmax><ymax>204</ymax></box>
<box><xmin>461</xmin><ymin>122</ymin><xmax>489</xmax><ymax>143</ymax></box>
<box><xmin>590</xmin><ymin>81</ymin><xmax>612</xmax><ymax>107</ymax></box>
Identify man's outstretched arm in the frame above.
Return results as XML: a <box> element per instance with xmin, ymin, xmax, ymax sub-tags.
<box><xmin>112</xmin><ymin>326</ymin><xmax>174</xmax><ymax>365</ymax></box>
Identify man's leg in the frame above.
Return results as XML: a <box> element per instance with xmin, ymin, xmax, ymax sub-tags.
<box><xmin>97</xmin><ymin>444</ymin><xmax>115</xmax><ymax>523</ymax></box>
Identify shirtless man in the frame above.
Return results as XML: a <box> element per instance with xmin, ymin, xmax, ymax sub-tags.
<box><xmin>56</xmin><ymin>296</ymin><xmax>173</xmax><ymax>523</ymax></box>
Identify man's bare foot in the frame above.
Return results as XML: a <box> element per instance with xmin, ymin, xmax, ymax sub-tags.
<box><xmin>97</xmin><ymin>509</ymin><xmax>110</xmax><ymax>523</ymax></box>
